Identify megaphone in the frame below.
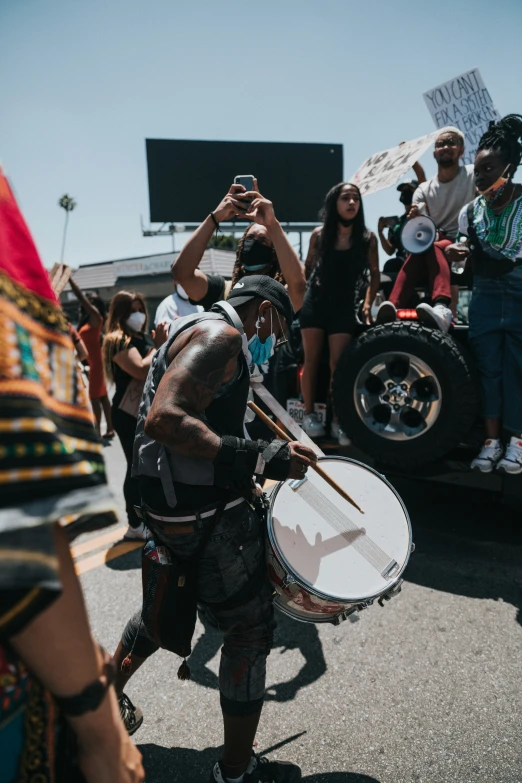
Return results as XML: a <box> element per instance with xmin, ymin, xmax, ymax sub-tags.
<box><xmin>400</xmin><ymin>215</ymin><xmax>437</xmax><ymax>255</ymax></box>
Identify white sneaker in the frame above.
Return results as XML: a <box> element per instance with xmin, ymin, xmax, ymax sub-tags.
<box><xmin>497</xmin><ymin>436</ymin><xmax>522</xmax><ymax>475</ymax></box>
<box><xmin>302</xmin><ymin>413</ymin><xmax>325</xmax><ymax>438</ymax></box>
<box><xmin>471</xmin><ymin>439</ymin><xmax>504</xmax><ymax>473</ymax></box>
<box><xmin>337</xmin><ymin>427</ymin><xmax>351</xmax><ymax>447</ymax></box>
<box><xmin>376</xmin><ymin>301</ymin><xmax>397</xmax><ymax>324</ymax></box>
<box><xmin>123</xmin><ymin>522</ymin><xmax>150</xmax><ymax>541</ymax></box>
<box><xmin>416</xmin><ymin>302</ymin><xmax>453</xmax><ymax>332</ymax></box>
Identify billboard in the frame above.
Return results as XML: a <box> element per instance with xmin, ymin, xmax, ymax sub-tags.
<box><xmin>146</xmin><ymin>139</ymin><xmax>343</xmax><ymax>224</ymax></box>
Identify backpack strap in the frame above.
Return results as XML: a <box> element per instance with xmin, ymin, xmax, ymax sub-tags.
<box><xmin>211</xmin><ymin>300</ymin><xmax>245</xmax><ymax>335</ymax></box>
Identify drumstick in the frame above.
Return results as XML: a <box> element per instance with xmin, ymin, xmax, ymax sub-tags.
<box><xmin>247</xmin><ymin>401</ymin><xmax>364</xmax><ymax>514</ymax></box>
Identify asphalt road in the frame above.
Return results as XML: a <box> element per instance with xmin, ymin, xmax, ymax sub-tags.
<box><xmin>80</xmin><ymin>438</ymin><xmax>522</xmax><ymax>783</ymax></box>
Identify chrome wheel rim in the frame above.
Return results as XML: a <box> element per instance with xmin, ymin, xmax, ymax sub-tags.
<box><xmin>353</xmin><ymin>351</ymin><xmax>442</xmax><ymax>441</ymax></box>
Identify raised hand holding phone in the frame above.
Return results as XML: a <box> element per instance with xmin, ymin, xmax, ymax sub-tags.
<box><xmin>233</xmin><ymin>174</ymin><xmax>255</xmax><ymax>192</ymax></box>
<box><xmin>242</xmin><ymin>193</ymin><xmax>277</xmax><ymax>229</ymax></box>
<box><xmin>212</xmin><ymin>183</ymin><xmax>248</xmax><ymax>222</ymax></box>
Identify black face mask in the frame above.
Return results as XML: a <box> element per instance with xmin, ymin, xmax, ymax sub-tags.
<box><xmin>400</xmin><ymin>191</ymin><xmax>413</xmax><ymax>207</ymax></box>
<box><xmin>241</xmin><ymin>237</ymin><xmax>275</xmax><ymax>271</ymax></box>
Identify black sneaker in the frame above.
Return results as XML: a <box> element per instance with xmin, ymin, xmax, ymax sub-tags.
<box><xmin>119</xmin><ymin>693</ymin><xmax>143</xmax><ymax>736</ymax></box>
<box><xmin>210</xmin><ymin>753</ymin><xmax>301</xmax><ymax>782</ymax></box>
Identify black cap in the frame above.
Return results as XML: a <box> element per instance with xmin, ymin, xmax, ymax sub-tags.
<box><xmin>227</xmin><ymin>275</ymin><xmax>294</xmax><ymax>327</ymax></box>
<box><xmin>397</xmin><ymin>180</ymin><xmax>419</xmax><ymax>192</ymax></box>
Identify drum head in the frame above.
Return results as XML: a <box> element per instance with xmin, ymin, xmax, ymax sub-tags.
<box><xmin>268</xmin><ymin>457</ymin><xmax>411</xmax><ymax>603</ymax></box>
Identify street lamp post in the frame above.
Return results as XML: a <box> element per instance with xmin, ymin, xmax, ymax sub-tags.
<box><xmin>58</xmin><ymin>194</ymin><xmax>77</xmax><ymax>263</ymax></box>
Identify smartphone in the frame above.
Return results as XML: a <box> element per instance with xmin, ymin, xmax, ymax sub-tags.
<box><xmin>382</xmin><ymin>215</ymin><xmax>399</xmax><ymax>228</ymax></box>
<box><xmin>234</xmin><ymin>174</ymin><xmax>255</xmax><ymax>192</ymax></box>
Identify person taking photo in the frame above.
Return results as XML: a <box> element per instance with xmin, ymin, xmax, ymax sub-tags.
<box><xmin>171</xmin><ymin>180</ymin><xmax>306</xmax><ymax>313</ymax></box>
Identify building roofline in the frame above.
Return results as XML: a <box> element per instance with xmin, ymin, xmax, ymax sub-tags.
<box><xmin>77</xmin><ymin>250</ymin><xmax>178</xmax><ymax>269</ymax></box>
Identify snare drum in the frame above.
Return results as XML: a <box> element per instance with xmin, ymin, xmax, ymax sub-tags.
<box><xmin>266</xmin><ymin>456</ymin><xmax>413</xmax><ymax>624</ymax></box>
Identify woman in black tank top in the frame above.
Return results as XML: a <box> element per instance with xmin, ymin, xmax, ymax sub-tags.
<box><xmin>300</xmin><ymin>182</ymin><xmax>380</xmax><ymax>443</ymax></box>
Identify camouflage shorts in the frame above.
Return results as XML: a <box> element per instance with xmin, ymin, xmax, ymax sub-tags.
<box><xmin>122</xmin><ymin>501</ymin><xmax>275</xmax><ymax>714</ymax></box>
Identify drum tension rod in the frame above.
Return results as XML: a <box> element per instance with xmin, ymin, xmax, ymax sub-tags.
<box><xmin>378</xmin><ymin>580</ymin><xmax>403</xmax><ymax>607</ymax></box>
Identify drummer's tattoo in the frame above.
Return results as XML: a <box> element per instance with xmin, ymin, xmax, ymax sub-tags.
<box><xmin>145</xmin><ymin>323</ymin><xmax>242</xmax><ymax>461</ymax></box>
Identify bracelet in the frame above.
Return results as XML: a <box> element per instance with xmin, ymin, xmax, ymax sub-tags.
<box><xmin>209</xmin><ymin>212</ymin><xmax>220</xmax><ymax>230</ymax></box>
<box><xmin>54</xmin><ymin>654</ymin><xmax>116</xmax><ymax>717</ymax></box>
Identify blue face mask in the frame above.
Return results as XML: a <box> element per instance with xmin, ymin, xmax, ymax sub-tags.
<box><xmin>248</xmin><ymin>333</ymin><xmax>275</xmax><ymax>365</ymax></box>
<box><xmin>247</xmin><ymin>309</ymin><xmax>276</xmax><ymax>366</ymax></box>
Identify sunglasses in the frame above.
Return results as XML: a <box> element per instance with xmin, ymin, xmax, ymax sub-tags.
<box><xmin>273</xmin><ymin>308</ymin><xmax>288</xmax><ymax>348</ymax></box>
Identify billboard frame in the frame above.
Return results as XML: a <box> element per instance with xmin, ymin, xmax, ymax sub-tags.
<box><xmin>141</xmin><ymin>219</ymin><xmax>322</xmax><ymax>259</ymax></box>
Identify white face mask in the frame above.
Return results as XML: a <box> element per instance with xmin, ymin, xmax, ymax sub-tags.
<box><xmin>176</xmin><ymin>284</ymin><xmax>189</xmax><ymax>300</ymax></box>
<box><xmin>126</xmin><ymin>311</ymin><xmax>146</xmax><ymax>332</ymax></box>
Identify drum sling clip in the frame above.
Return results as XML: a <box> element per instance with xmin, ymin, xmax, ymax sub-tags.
<box><xmin>381</xmin><ymin>559</ymin><xmax>399</xmax><ymax>580</ymax></box>
<box><xmin>288</xmin><ymin>476</ymin><xmax>308</xmax><ymax>491</ymax></box>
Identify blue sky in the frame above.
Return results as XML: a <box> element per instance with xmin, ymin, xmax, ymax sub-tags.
<box><xmin>1</xmin><ymin>0</ymin><xmax>521</xmax><ymax>269</ymax></box>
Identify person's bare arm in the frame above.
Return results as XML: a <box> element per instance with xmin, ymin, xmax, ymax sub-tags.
<box><xmin>171</xmin><ymin>185</ymin><xmax>247</xmax><ymax>301</ymax></box>
<box><xmin>69</xmin><ymin>325</ymin><xmax>89</xmax><ymax>361</ymax></box>
<box><xmin>10</xmin><ymin>525</ymin><xmax>144</xmax><ymax>783</ymax></box>
<box><xmin>144</xmin><ymin>322</ymin><xmax>242</xmax><ymax>461</ymax></box>
<box><xmin>362</xmin><ymin>234</ymin><xmax>381</xmax><ymax>324</ymax></box>
<box><xmin>304</xmin><ymin>228</ymin><xmax>320</xmax><ymax>280</ymax></box>
<box><xmin>113</xmin><ymin>346</ymin><xmax>154</xmax><ymax>381</ymax></box>
<box><xmin>377</xmin><ymin>218</ymin><xmax>395</xmax><ymax>256</ymax></box>
<box><xmin>409</xmin><ymin>185</ymin><xmax>427</xmax><ymax>218</ymax></box>
<box><xmin>69</xmin><ymin>277</ymin><xmax>102</xmax><ymax>328</ymax></box>
<box><xmin>112</xmin><ymin>324</ymin><xmax>169</xmax><ymax>380</ymax></box>
<box><xmin>266</xmin><ymin>221</ymin><xmax>305</xmax><ymax>310</ymax></box>
<box><xmin>413</xmin><ymin>160</ymin><xmax>427</xmax><ymax>185</ymax></box>
<box><xmin>75</xmin><ymin>336</ymin><xmax>89</xmax><ymax>362</ymax></box>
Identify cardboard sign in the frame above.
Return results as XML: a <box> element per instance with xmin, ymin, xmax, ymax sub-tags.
<box><xmin>423</xmin><ymin>68</ymin><xmax>501</xmax><ymax>165</ymax></box>
<box><xmin>351</xmin><ymin>132</ymin><xmax>439</xmax><ymax>197</ymax></box>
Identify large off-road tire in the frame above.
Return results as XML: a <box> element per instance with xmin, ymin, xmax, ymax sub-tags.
<box><xmin>332</xmin><ymin>322</ymin><xmax>478</xmax><ymax>469</ymax></box>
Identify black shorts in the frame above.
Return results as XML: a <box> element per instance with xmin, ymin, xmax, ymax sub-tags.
<box><xmin>299</xmin><ymin>286</ymin><xmax>357</xmax><ymax>335</ymax></box>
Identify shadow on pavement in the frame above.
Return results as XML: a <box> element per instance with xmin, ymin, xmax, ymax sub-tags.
<box><xmin>303</xmin><ymin>776</ymin><xmax>381</xmax><ymax>782</ymax></box>
<box><xmin>139</xmin><ymin>744</ymin><xmax>381</xmax><ymax>783</ymax></box>
<box><xmin>106</xmin><ymin>546</ymin><xmax>142</xmax><ymax>571</ymax></box>
<box><xmin>391</xmin><ymin>478</ymin><xmax>522</xmax><ymax>626</ymax></box>
<box><xmin>189</xmin><ymin>609</ymin><xmax>327</xmax><ymax>702</ymax></box>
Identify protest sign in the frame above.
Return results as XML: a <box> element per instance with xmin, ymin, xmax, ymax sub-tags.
<box><xmin>351</xmin><ymin>131</ymin><xmax>439</xmax><ymax>196</ymax></box>
<box><xmin>423</xmin><ymin>68</ymin><xmax>501</xmax><ymax>165</ymax></box>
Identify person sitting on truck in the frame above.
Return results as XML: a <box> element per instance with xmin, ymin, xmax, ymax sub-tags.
<box><xmin>377</xmin><ymin>158</ymin><xmax>427</xmax><ymax>294</ymax></box>
<box><xmin>171</xmin><ymin>181</ymin><xmax>305</xmax><ymax>313</ymax></box>
<box><xmin>376</xmin><ymin>128</ymin><xmax>476</xmax><ymax>332</ymax></box>
<box><xmin>446</xmin><ymin>115</ymin><xmax>522</xmax><ymax>474</ymax></box>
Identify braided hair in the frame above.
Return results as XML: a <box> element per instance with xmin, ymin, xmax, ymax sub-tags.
<box><xmin>230</xmin><ymin>225</ymin><xmax>285</xmax><ymax>288</ymax></box>
<box><xmin>477</xmin><ymin>114</ymin><xmax>522</xmax><ymax>174</ymax></box>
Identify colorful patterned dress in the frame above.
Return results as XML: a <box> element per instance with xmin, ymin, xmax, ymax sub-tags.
<box><xmin>0</xmin><ymin>167</ymin><xmax>116</xmax><ymax>782</ymax></box>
